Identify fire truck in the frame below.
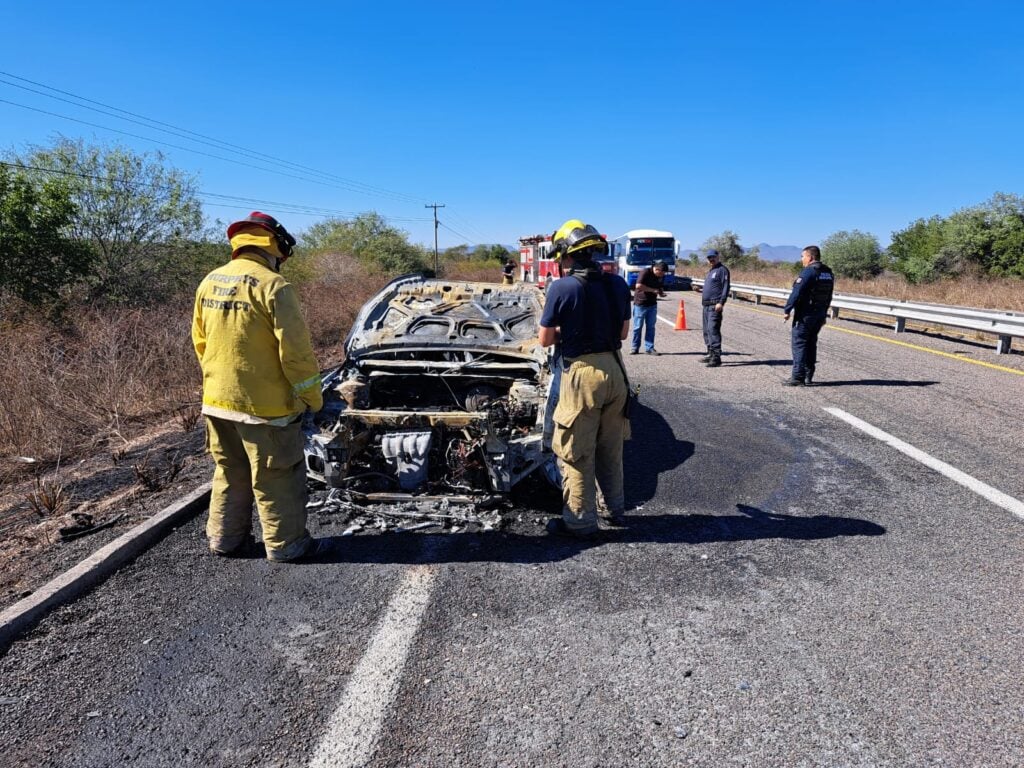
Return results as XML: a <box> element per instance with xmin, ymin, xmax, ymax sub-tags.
<box><xmin>518</xmin><ymin>233</ymin><xmax>618</xmax><ymax>288</ymax></box>
<box><xmin>517</xmin><ymin>234</ymin><xmax>558</xmax><ymax>288</ymax></box>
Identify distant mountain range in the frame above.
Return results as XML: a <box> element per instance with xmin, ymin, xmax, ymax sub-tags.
<box><xmin>751</xmin><ymin>243</ymin><xmax>802</xmax><ymax>262</ymax></box>
<box><xmin>680</xmin><ymin>243</ymin><xmax>802</xmax><ymax>263</ymax></box>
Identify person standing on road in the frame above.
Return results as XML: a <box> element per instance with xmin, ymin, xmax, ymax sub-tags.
<box><xmin>192</xmin><ymin>212</ymin><xmax>325</xmax><ymax>563</ymax></box>
<box><xmin>630</xmin><ymin>259</ymin><xmax>667</xmax><ymax>355</ymax></box>
<box><xmin>502</xmin><ymin>257</ymin><xmax>516</xmax><ymax>285</ymax></box>
<box><xmin>696</xmin><ymin>249</ymin><xmax>730</xmax><ymax>367</ymax></box>
<box><xmin>539</xmin><ymin>219</ymin><xmax>632</xmax><ymax>538</ymax></box>
<box><xmin>783</xmin><ymin>245</ymin><xmax>835</xmax><ymax>386</ymax></box>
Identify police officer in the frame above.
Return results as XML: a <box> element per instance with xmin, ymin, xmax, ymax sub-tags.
<box><xmin>192</xmin><ymin>212</ymin><xmax>325</xmax><ymax>562</ymax></box>
<box><xmin>783</xmin><ymin>245</ymin><xmax>835</xmax><ymax>386</ymax></box>
<box><xmin>538</xmin><ymin>219</ymin><xmax>632</xmax><ymax>538</ymax></box>
<box><xmin>696</xmin><ymin>249</ymin><xmax>730</xmax><ymax>367</ymax></box>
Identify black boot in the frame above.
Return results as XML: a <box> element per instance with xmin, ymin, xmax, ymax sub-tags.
<box><xmin>699</xmin><ymin>348</ymin><xmax>713</xmax><ymax>363</ymax></box>
<box><xmin>705</xmin><ymin>353</ymin><xmax>721</xmax><ymax>368</ymax></box>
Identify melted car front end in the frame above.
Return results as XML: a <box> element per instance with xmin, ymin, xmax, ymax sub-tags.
<box><xmin>304</xmin><ymin>274</ymin><xmax>553</xmax><ymax>500</ymax></box>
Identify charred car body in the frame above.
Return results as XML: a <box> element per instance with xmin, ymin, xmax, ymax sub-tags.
<box><xmin>304</xmin><ymin>273</ymin><xmax>554</xmax><ymax>501</ymax></box>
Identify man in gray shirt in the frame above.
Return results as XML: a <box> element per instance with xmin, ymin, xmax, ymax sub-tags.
<box><xmin>698</xmin><ymin>250</ymin><xmax>730</xmax><ymax>367</ymax></box>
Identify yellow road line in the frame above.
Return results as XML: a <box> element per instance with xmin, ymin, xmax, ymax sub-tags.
<box><xmin>735</xmin><ymin>303</ymin><xmax>1024</xmax><ymax>376</ymax></box>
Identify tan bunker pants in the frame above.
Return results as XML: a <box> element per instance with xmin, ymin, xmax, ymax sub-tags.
<box><xmin>552</xmin><ymin>352</ymin><xmax>628</xmax><ymax>534</ymax></box>
<box><xmin>205</xmin><ymin>416</ymin><xmax>312</xmax><ymax>562</ymax></box>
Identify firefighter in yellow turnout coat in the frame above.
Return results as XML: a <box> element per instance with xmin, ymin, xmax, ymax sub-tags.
<box><xmin>539</xmin><ymin>220</ymin><xmax>632</xmax><ymax>537</ymax></box>
<box><xmin>192</xmin><ymin>212</ymin><xmax>323</xmax><ymax>562</ymax></box>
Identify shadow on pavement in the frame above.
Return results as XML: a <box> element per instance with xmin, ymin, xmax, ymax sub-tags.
<box><xmin>623</xmin><ymin>400</ymin><xmax>694</xmax><ymax>506</ymax></box>
<box><xmin>725</xmin><ymin>358</ymin><xmax>791</xmax><ymax>367</ymax></box>
<box><xmin>305</xmin><ymin>502</ymin><xmax>885</xmax><ymax>565</ymax></box>
<box><xmin>807</xmin><ymin>379</ymin><xmax>939</xmax><ymax>387</ymax></box>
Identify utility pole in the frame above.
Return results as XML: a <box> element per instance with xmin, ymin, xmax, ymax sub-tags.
<box><xmin>425</xmin><ymin>202</ymin><xmax>445</xmax><ymax>274</ymax></box>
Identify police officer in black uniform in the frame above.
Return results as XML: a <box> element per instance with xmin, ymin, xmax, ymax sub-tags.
<box><xmin>782</xmin><ymin>245</ymin><xmax>835</xmax><ymax>386</ymax></box>
<box><xmin>696</xmin><ymin>249</ymin><xmax>730</xmax><ymax>367</ymax></box>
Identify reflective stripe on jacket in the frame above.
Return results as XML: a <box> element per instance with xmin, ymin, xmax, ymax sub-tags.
<box><xmin>192</xmin><ymin>251</ymin><xmax>323</xmax><ymax>420</ymax></box>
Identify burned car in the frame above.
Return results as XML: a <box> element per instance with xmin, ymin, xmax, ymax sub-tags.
<box><xmin>304</xmin><ymin>273</ymin><xmax>555</xmax><ymax>502</ymax></box>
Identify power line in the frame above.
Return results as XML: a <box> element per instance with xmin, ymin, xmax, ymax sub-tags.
<box><xmin>444</xmin><ymin>208</ymin><xmax>492</xmax><ymax>243</ymax></box>
<box><xmin>438</xmin><ymin>220</ymin><xmax>477</xmax><ymax>247</ymax></box>
<box><xmin>0</xmin><ymin>96</ymin><xmax>426</xmax><ymax>206</ymax></box>
<box><xmin>0</xmin><ymin>71</ymin><xmax>426</xmax><ymax>204</ymax></box>
<box><xmin>0</xmin><ymin>161</ymin><xmax>432</xmax><ymax>225</ymax></box>
<box><xmin>1</xmin><ymin>71</ymin><xmax>497</xmax><ymax>243</ymax></box>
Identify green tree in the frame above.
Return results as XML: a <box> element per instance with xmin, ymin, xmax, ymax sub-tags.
<box><xmin>980</xmin><ymin>192</ymin><xmax>1024</xmax><ymax>277</ymax></box>
<box><xmin>441</xmin><ymin>244</ymin><xmax>472</xmax><ymax>262</ymax></box>
<box><xmin>0</xmin><ymin>164</ymin><xmax>92</xmax><ymax>308</ymax></box>
<box><xmin>821</xmin><ymin>230</ymin><xmax>885</xmax><ymax>279</ymax></box>
<box><xmin>13</xmin><ymin>139</ymin><xmax>205</xmax><ymax>304</ymax></box>
<box><xmin>475</xmin><ymin>244</ymin><xmax>515</xmax><ymax>262</ymax></box>
<box><xmin>700</xmin><ymin>230</ymin><xmax>744</xmax><ymax>263</ymax></box>
<box><xmin>888</xmin><ymin>216</ymin><xmax>947</xmax><ymax>283</ymax></box>
<box><xmin>700</xmin><ymin>230</ymin><xmax>763</xmax><ymax>268</ymax></box>
<box><xmin>301</xmin><ymin>212</ymin><xmax>427</xmax><ymax>275</ymax></box>
<box><xmin>889</xmin><ymin>193</ymin><xmax>1024</xmax><ymax>282</ymax></box>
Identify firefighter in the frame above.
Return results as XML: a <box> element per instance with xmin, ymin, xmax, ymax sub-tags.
<box><xmin>538</xmin><ymin>219</ymin><xmax>632</xmax><ymax>538</ymax></box>
<box><xmin>502</xmin><ymin>257</ymin><xmax>516</xmax><ymax>285</ymax></box>
<box><xmin>783</xmin><ymin>245</ymin><xmax>835</xmax><ymax>386</ymax></box>
<box><xmin>192</xmin><ymin>212</ymin><xmax>325</xmax><ymax>562</ymax></box>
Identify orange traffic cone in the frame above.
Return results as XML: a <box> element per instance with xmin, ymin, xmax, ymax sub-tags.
<box><xmin>674</xmin><ymin>300</ymin><xmax>687</xmax><ymax>330</ymax></box>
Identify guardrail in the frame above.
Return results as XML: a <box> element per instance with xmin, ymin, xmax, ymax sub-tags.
<box><xmin>689</xmin><ymin>279</ymin><xmax>1022</xmax><ymax>354</ymax></box>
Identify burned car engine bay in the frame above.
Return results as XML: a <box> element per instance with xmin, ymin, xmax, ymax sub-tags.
<box><xmin>303</xmin><ymin>273</ymin><xmax>559</xmax><ymax>529</ymax></box>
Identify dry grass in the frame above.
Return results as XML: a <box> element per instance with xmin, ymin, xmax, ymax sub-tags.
<box><xmin>25</xmin><ymin>472</ymin><xmax>71</xmax><ymax>519</ymax></box>
<box><xmin>0</xmin><ymin>301</ymin><xmax>198</xmax><ymax>472</ymax></box>
<box><xmin>677</xmin><ymin>264</ymin><xmax>1024</xmax><ymax>312</ymax></box>
<box><xmin>442</xmin><ymin>258</ymin><xmax>505</xmax><ymax>283</ymax></box>
<box><xmin>133</xmin><ymin>449</ymin><xmax>185</xmax><ymax>492</ymax></box>
<box><xmin>299</xmin><ymin>253</ymin><xmax>391</xmax><ymax>366</ymax></box>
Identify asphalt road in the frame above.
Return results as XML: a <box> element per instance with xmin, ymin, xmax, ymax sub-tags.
<box><xmin>2</xmin><ymin>296</ymin><xmax>1022</xmax><ymax>767</ymax></box>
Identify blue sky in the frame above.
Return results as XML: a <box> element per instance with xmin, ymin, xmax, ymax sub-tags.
<box><xmin>2</xmin><ymin>1</ymin><xmax>1022</xmax><ymax>249</ymax></box>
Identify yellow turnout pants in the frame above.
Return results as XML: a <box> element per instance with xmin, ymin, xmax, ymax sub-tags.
<box><xmin>552</xmin><ymin>352</ymin><xmax>628</xmax><ymax>533</ymax></box>
<box><xmin>204</xmin><ymin>416</ymin><xmax>312</xmax><ymax>561</ymax></box>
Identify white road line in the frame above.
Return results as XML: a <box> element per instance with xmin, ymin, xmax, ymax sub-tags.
<box><xmin>309</xmin><ymin>565</ymin><xmax>438</xmax><ymax>768</ymax></box>
<box><xmin>657</xmin><ymin>313</ymin><xmax>675</xmax><ymax>327</ymax></box>
<box><xmin>824</xmin><ymin>407</ymin><xmax>1024</xmax><ymax>522</ymax></box>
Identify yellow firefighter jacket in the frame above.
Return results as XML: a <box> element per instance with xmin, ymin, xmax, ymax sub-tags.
<box><xmin>192</xmin><ymin>251</ymin><xmax>323</xmax><ymax>420</ymax></box>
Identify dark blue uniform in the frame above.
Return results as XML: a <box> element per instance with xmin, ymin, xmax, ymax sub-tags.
<box><xmin>540</xmin><ymin>270</ymin><xmax>631</xmax><ymax>359</ymax></box>
<box><xmin>783</xmin><ymin>261</ymin><xmax>835</xmax><ymax>383</ymax></box>
<box><xmin>701</xmin><ymin>263</ymin><xmax>730</xmax><ymax>356</ymax></box>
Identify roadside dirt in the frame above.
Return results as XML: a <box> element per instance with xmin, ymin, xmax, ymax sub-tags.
<box><xmin>0</xmin><ymin>423</ymin><xmax>210</xmax><ymax>612</ymax></box>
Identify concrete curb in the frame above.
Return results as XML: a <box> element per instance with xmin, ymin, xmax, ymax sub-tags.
<box><xmin>0</xmin><ymin>482</ymin><xmax>211</xmax><ymax>652</ymax></box>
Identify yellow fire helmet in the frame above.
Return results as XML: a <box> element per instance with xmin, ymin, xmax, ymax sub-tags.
<box><xmin>552</xmin><ymin>219</ymin><xmax>609</xmax><ymax>259</ymax></box>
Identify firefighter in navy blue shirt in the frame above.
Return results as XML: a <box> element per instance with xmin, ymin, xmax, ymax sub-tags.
<box><xmin>783</xmin><ymin>245</ymin><xmax>835</xmax><ymax>386</ymax></box>
<box><xmin>696</xmin><ymin>250</ymin><xmax>730</xmax><ymax>367</ymax></box>
<box><xmin>539</xmin><ymin>219</ymin><xmax>632</xmax><ymax>538</ymax></box>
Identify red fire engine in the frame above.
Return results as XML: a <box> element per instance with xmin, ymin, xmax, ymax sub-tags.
<box><xmin>518</xmin><ymin>233</ymin><xmax>618</xmax><ymax>288</ymax></box>
<box><xmin>518</xmin><ymin>234</ymin><xmax>558</xmax><ymax>288</ymax></box>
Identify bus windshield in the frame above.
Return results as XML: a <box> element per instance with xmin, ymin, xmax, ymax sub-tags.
<box><xmin>626</xmin><ymin>237</ymin><xmax>675</xmax><ymax>265</ymax></box>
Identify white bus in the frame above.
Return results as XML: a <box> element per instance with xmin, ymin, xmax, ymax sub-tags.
<box><xmin>609</xmin><ymin>229</ymin><xmax>684</xmax><ymax>289</ymax></box>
